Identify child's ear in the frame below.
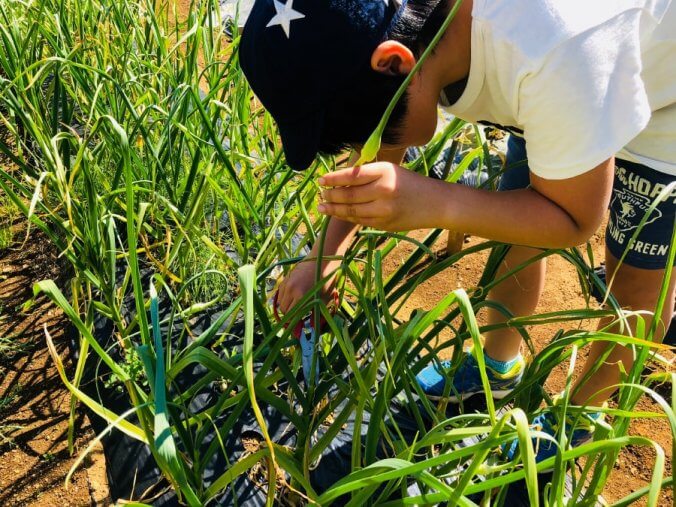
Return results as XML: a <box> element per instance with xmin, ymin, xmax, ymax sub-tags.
<box><xmin>371</xmin><ymin>41</ymin><xmax>416</xmax><ymax>76</ymax></box>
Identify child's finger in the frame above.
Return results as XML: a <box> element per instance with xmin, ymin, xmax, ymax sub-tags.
<box><xmin>276</xmin><ymin>285</ymin><xmax>287</xmax><ymax>314</ymax></box>
<box><xmin>321</xmin><ymin>182</ymin><xmax>377</xmax><ymax>204</ymax></box>
<box><xmin>317</xmin><ymin>201</ymin><xmax>381</xmax><ymax>221</ymax></box>
<box><xmin>318</xmin><ymin>165</ymin><xmax>381</xmax><ymax>188</ymax></box>
<box><xmin>277</xmin><ymin>281</ymin><xmax>296</xmax><ymax>315</ymax></box>
<box><xmin>282</xmin><ymin>294</ymin><xmax>300</xmax><ymax>316</ymax></box>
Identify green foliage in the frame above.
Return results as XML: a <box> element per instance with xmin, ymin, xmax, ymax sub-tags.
<box><xmin>102</xmin><ymin>347</ymin><xmax>149</xmax><ymax>393</ymax></box>
<box><xmin>0</xmin><ymin>0</ymin><xmax>673</xmax><ymax>505</ymax></box>
<box><xmin>0</xmin><ymin>382</ymin><xmax>21</xmax><ymax>410</ymax></box>
<box><xmin>0</xmin><ymin>192</ymin><xmax>17</xmax><ymax>249</ymax></box>
<box><xmin>0</xmin><ymin>330</ymin><xmax>30</xmax><ymax>360</ymax></box>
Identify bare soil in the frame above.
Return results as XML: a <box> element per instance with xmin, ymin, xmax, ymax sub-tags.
<box><xmin>0</xmin><ymin>224</ymin><xmax>110</xmax><ymax>506</ymax></box>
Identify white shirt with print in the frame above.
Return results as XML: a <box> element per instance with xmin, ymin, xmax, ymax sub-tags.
<box><xmin>439</xmin><ymin>0</ymin><xmax>676</xmax><ymax>179</ymax></box>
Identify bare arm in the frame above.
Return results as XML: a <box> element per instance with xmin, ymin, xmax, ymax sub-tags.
<box><xmin>436</xmin><ymin>158</ymin><xmax>614</xmax><ymax>247</ymax></box>
<box><xmin>317</xmin><ymin>157</ymin><xmax>614</xmax><ymax>249</ymax></box>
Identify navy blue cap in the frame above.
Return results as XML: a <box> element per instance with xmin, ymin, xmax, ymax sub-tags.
<box><xmin>239</xmin><ymin>0</ymin><xmax>408</xmax><ymax>170</ymax></box>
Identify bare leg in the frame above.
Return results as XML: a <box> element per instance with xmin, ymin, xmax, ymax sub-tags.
<box><xmin>483</xmin><ymin>245</ymin><xmax>547</xmax><ymax>361</ymax></box>
<box><xmin>571</xmin><ymin>248</ymin><xmax>676</xmax><ymax>406</ymax></box>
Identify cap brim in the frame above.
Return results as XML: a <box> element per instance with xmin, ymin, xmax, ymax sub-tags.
<box><xmin>277</xmin><ymin>110</ymin><xmax>324</xmax><ymax>171</ymax></box>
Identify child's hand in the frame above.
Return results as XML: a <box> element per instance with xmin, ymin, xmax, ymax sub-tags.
<box><xmin>276</xmin><ymin>260</ymin><xmax>336</xmax><ymax>314</ymax></box>
<box><xmin>317</xmin><ymin>162</ymin><xmax>441</xmax><ymax>231</ymax></box>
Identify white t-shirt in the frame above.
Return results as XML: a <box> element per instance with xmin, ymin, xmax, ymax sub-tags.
<box><xmin>439</xmin><ymin>0</ymin><xmax>676</xmax><ymax>179</ymax></box>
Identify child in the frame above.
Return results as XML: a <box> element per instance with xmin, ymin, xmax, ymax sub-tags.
<box><xmin>239</xmin><ymin>0</ymin><xmax>676</xmax><ymax>461</ymax></box>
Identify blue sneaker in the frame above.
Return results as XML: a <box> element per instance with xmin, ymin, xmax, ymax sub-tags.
<box><xmin>416</xmin><ymin>349</ymin><xmax>524</xmax><ymax>402</ymax></box>
<box><xmin>503</xmin><ymin>409</ymin><xmax>604</xmax><ymax>464</ymax></box>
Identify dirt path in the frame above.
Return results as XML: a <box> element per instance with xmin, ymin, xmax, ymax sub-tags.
<box><xmin>0</xmin><ymin>224</ymin><xmax>110</xmax><ymax>506</ymax></box>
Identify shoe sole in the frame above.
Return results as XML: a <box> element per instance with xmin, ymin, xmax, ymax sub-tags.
<box><xmin>425</xmin><ymin>389</ymin><xmax>514</xmax><ymax>403</ymax></box>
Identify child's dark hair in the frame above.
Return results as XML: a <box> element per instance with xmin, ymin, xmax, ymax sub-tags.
<box><xmin>317</xmin><ymin>0</ymin><xmax>449</xmax><ymax>157</ymax></box>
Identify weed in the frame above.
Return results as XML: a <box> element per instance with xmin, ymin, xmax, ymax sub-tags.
<box><xmin>0</xmin><ymin>383</ymin><xmax>22</xmax><ymax>411</ymax></box>
<box><xmin>41</xmin><ymin>452</ymin><xmax>56</xmax><ymax>463</ymax></box>
<box><xmin>0</xmin><ymin>192</ymin><xmax>18</xmax><ymax>249</ymax></box>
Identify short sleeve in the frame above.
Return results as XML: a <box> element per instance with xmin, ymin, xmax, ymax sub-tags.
<box><xmin>518</xmin><ymin>10</ymin><xmax>652</xmax><ymax>180</ymax></box>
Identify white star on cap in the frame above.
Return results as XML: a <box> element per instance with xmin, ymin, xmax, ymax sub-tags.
<box><xmin>266</xmin><ymin>0</ymin><xmax>305</xmax><ymax>39</ymax></box>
